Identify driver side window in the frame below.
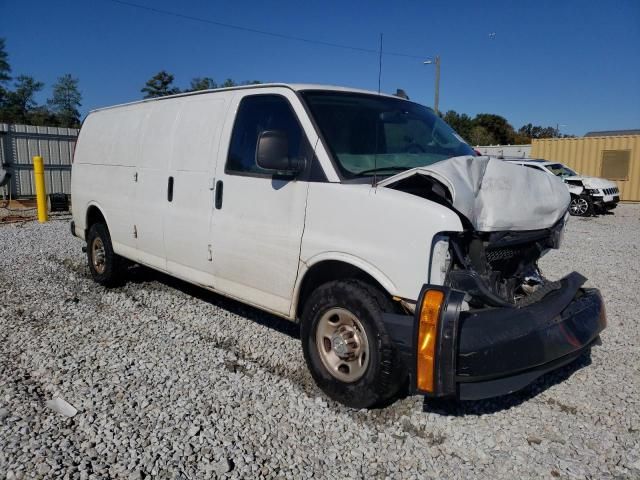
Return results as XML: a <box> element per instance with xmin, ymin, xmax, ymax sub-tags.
<box><xmin>226</xmin><ymin>95</ymin><xmax>303</xmax><ymax>175</ymax></box>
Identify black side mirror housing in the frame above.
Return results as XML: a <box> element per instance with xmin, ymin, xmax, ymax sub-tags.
<box><xmin>256</xmin><ymin>130</ymin><xmax>304</xmax><ymax>173</ymax></box>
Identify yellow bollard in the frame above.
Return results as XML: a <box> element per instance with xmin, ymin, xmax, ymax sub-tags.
<box><xmin>33</xmin><ymin>156</ymin><xmax>48</xmax><ymax>223</ymax></box>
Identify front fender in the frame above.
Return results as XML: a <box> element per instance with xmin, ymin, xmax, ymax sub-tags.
<box><xmin>301</xmin><ymin>182</ymin><xmax>464</xmax><ymax>302</ymax></box>
<box><xmin>300</xmin><ymin>251</ymin><xmax>399</xmax><ymax>295</ymax></box>
<box><xmin>566</xmin><ymin>183</ymin><xmax>584</xmax><ymax>196</ymax></box>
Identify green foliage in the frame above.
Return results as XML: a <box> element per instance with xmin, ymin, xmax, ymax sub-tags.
<box><xmin>0</xmin><ymin>39</ymin><xmax>10</xmax><ymax>109</ymax></box>
<box><xmin>473</xmin><ymin>113</ymin><xmax>516</xmax><ymax>145</ymax></box>
<box><xmin>443</xmin><ymin>110</ymin><xmax>474</xmax><ymax>142</ymax></box>
<box><xmin>28</xmin><ymin>106</ymin><xmax>59</xmax><ymax>126</ymax></box>
<box><xmin>155</xmin><ymin>75</ymin><xmax>262</xmax><ymax>95</ymax></box>
<box><xmin>0</xmin><ymin>42</ymin><xmax>83</xmax><ymax>127</ymax></box>
<box><xmin>188</xmin><ymin>77</ymin><xmax>217</xmax><ymax>91</ymax></box>
<box><xmin>141</xmin><ymin>70</ymin><xmax>180</xmax><ymax>98</ymax></box>
<box><xmin>2</xmin><ymin>75</ymin><xmax>44</xmax><ymax>124</ymax></box>
<box><xmin>48</xmin><ymin>74</ymin><xmax>82</xmax><ymax>128</ymax></box>
<box><xmin>442</xmin><ymin>109</ymin><xmax>569</xmax><ymax>145</ymax></box>
<box><xmin>0</xmin><ymin>38</ymin><xmax>10</xmax><ymax>86</ymax></box>
<box><xmin>469</xmin><ymin>125</ymin><xmax>495</xmax><ymax>146</ymax></box>
<box><xmin>518</xmin><ymin>123</ymin><xmax>558</xmax><ymax>139</ymax></box>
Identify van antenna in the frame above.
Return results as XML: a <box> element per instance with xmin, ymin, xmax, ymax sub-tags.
<box><xmin>373</xmin><ymin>33</ymin><xmax>383</xmax><ymax>187</ymax></box>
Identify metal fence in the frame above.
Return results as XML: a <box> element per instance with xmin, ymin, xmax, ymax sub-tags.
<box><xmin>0</xmin><ymin>123</ymin><xmax>78</xmax><ymax>198</ymax></box>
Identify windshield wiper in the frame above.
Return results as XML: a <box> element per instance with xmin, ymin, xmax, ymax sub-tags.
<box><xmin>356</xmin><ymin>166</ymin><xmax>408</xmax><ymax>177</ymax></box>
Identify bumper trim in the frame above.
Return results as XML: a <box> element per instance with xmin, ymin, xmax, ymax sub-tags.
<box><xmin>457</xmin><ymin>274</ymin><xmax>605</xmax><ymax>380</ymax></box>
<box><xmin>382</xmin><ymin>272</ymin><xmax>606</xmax><ymax>401</ymax></box>
<box><xmin>457</xmin><ymin>342</ymin><xmax>593</xmax><ymax>401</ymax></box>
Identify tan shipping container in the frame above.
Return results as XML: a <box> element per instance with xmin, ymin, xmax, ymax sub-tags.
<box><xmin>531</xmin><ymin>135</ymin><xmax>640</xmax><ymax>201</ymax></box>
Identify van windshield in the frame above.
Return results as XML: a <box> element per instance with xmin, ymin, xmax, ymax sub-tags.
<box><xmin>301</xmin><ymin>91</ymin><xmax>474</xmax><ymax>179</ymax></box>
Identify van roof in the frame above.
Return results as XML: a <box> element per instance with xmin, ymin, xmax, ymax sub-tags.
<box><xmin>90</xmin><ymin>83</ymin><xmax>405</xmax><ymax>113</ymax></box>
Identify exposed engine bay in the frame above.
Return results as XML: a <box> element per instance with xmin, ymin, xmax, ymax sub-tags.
<box><xmin>445</xmin><ymin>221</ymin><xmax>566</xmax><ymax>307</ymax></box>
<box><xmin>380</xmin><ymin>156</ymin><xmax>571</xmax><ymax>308</ymax></box>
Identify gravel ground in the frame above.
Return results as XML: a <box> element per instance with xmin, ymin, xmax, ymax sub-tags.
<box><xmin>1</xmin><ymin>205</ymin><xmax>639</xmax><ymax>479</ymax></box>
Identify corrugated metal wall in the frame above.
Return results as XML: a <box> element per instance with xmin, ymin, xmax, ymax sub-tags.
<box><xmin>531</xmin><ymin>135</ymin><xmax>640</xmax><ymax>201</ymax></box>
<box><xmin>0</xmin><ymin>123</ymin><xmax>78</xmax><ymax>198</ymax></box>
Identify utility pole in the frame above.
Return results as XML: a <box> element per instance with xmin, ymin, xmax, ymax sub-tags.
<box><xmin>434</xmin><ymin>55</ymin><xmax>440</xmax><ymax>115</ymax></box>
<box><xmin>424</xmin><ymin>56</ymin><xmax>441</xmax><ymax>115</ymax></box>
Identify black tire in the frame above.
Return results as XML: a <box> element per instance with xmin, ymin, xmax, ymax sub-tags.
<box><xmin>86</xmin><ymin>223</ymin><xmax>124</xmax><ymax>287</ymax></box>
<box><xmin>569</xmin><ymin>194</ymin><xmax>593</xmax><ymax>217</ymax></box>
<box><xmin>300</xmin><ymin>279</ymin><xmax>405</xmax><ymax>409</ymax></box>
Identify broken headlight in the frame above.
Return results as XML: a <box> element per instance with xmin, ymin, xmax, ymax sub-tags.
<box><xmin>429</xmin><ymin>235</ymin><xmax>452</xmax><ymax>285</ymax></box>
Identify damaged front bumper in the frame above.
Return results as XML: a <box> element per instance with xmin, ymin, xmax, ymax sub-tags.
<box><xmin>592</xmin><ymin>195</ymin><xmax>620</xmax><ymax>211</ymax></box>
<box><xmin>383</xmin><ymin>272</ymin><xmax>606</xmax><ymax>401</ymax></box>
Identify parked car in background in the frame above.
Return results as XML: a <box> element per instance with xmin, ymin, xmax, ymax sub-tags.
<box><xmin>505</xmin><ymin>159</ymin><xmax>620</xmax><ymax>216</ymax></box>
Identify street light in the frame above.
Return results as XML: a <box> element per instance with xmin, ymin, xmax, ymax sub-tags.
<box><xmin>424</xmin><ymin>56</ymin><xmax>441</xmax><ymax>114</ymax></box>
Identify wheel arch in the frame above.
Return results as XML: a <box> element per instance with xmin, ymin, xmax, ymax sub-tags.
<box><xmin>293</xmin><ymin>254</ymin><xmax>398</xmax><ymax>321</ymax></box>
<box><xmin>85</xmin><ymin>202</ymin><xmax>109</xmax><ymax>238</ymax></box>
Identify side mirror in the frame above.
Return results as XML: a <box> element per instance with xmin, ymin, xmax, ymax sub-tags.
<box><xmin>256</xmin><ymin>130</ymin><xmax>304</xmax><ymax>173</ymax></box>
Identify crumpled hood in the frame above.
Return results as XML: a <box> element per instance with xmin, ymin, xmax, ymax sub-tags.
<box><xmin>566</xmin><ymin>175</ymin><xmax>617</xmax><ymax>190</ymax></box>
<box><xmin>378</xmin><ymin>155</ymin><xmax>570</xmax><ymax>232</ymax></box>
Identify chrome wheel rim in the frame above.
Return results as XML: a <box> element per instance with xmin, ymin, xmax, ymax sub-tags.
<box><xmin>92</xmin><ymin>237</ymin><xmax>106</xmax><ymax>274</ymax></box>
<box><xmin>570</xmin><ymin>198</ymin><xmax>588</xmax><ymax>215</ymax></box>
<box><xmin>315</xmin><ymin>308</ymin><xmax>370</xmax><ymax>383</ymax></box>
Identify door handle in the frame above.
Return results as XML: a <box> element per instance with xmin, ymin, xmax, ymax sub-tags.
<box><xmin>215</xmin><ymin>180</ymin><xmax>223</xmax><ymax>209</ymax></box>
<box><xmin>167</xmin><ymin>176</ymin><xmax>174</xmax><ymax>202</ymax></box>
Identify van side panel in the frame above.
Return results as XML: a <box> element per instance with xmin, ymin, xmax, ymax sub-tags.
<box><xmin>71</xmin><ymin>106</ymin><xmax>146</xmax><ymax>248</ymax></box>
<box><xmin>164</xmin><ymin>95</ymin><xmax>230</xmax><ymax>286</ymax></box>
<box><xmin>132</xmin><ymin>101</ymin><xmax>181</xmax><ymax>270</ymax></box>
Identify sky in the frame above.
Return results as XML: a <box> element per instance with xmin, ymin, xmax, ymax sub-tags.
<box><xmin>1</xmin><ymin>0</ymin><xmax>639</xmax><ymax>136</ymax></box>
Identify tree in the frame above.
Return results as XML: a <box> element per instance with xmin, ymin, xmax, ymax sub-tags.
<box><xmin>221</xmin><ymin>78</ymin><xmax>236</xmax><ymax>88</ymax></box>
<box><xmin>28</xmin><ymin>106</ymin><xmax>59</xmax><ymax>126</ymax></box>
<box><xmin>141</xmin><ymin>70</ymin><xmax>180</xmax><ymax>98</ymax></box>
<box><xmin>188</xmin><ymin>77</ymin><xmax>217</xmax><ymax>91</ymax></box>
<box><xmin>2</xmin><ymin>75</ymin><xmax>44</xmax><ymax>124</ymax></box>
<box><xmin>473</xmin><ymin>113</ymin><xmax>516</xmax><ymax>145</ymax></box>
<box><xmin>0</xmin><ymin>38</ymin><xmax>12</xmax><ymax>109</ymax></box>
<box><xmin>443</xmin><ymin>110</ymin><xmax>474</xmax><ymax>142</ymax></box>
<box><xmin>469</xmin><ymin>125</ymin><xmax>495</xmax><ymax>146</ymax></box>
<box><xmin>518</xmin><ymin>123</ymin><xmax>559</xmax><ymax>140</ymax></box>
<box><xmin>48</xmin><ymin>74</ymin><xmax>82</xmax><ymax>128</ymax></box>
<box><xmin>0</xmin><ymin>38</ymin><xmax>10</xmax><ymax>87</ymax></box>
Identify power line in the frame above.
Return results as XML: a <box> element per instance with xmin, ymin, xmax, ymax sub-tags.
<box><xmin>104</xmin><ymin>0</ymin><xmax>426</xmax><ymax>60</ymax></box>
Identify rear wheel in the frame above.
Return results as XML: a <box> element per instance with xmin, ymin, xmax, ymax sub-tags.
<box><xmin>569</xmin><ymin>195</ymin><xmax>593</xmax><ymax>216</ymax></box>
<box><xmin>300</xmin><ymin>279</ymin><xmax>405</xmax><ymax>409</ymax></box>
<box><xmin>86</xmin><ymin>223</ymin><xmax>124</xmax><ymax>287</ymax></box>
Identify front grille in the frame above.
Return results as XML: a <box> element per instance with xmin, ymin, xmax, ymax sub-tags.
<box><xmin>486</xmin><ymin>247</ymin><xmax>522</xmax><ymax>263</ymax></box>
<box><xmin>602</xmin><ymin>187</ymin><xmax>619</xmax><ymax>195</ymax></box>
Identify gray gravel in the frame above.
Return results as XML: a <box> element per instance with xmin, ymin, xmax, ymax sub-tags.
<box><xmin>1</xmin><ymin>206</ymin><xmax>639</xmax><ymax>479</ymax></box>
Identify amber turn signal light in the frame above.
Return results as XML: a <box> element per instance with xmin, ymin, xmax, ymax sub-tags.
<box><xmin>417</xmin><ymin>289</ymin><xmax>445</xmax><ymax>392</ymax></box>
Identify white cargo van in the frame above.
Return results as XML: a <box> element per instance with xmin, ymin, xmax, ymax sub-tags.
<box><xmin>71</xmin><ymin>84</ymin><xmax>606</xmax><ymax>408</ymax></box>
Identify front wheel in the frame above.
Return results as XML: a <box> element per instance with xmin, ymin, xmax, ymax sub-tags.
<box><xmin>569</xmin><ymin>195</ymin><xmax>593</xmax><ymax>216</ymax></box>
<box><xmin>300</xmin><ymin>280</ymin><xmax>405</xmax><ymax>409</ymax></box>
